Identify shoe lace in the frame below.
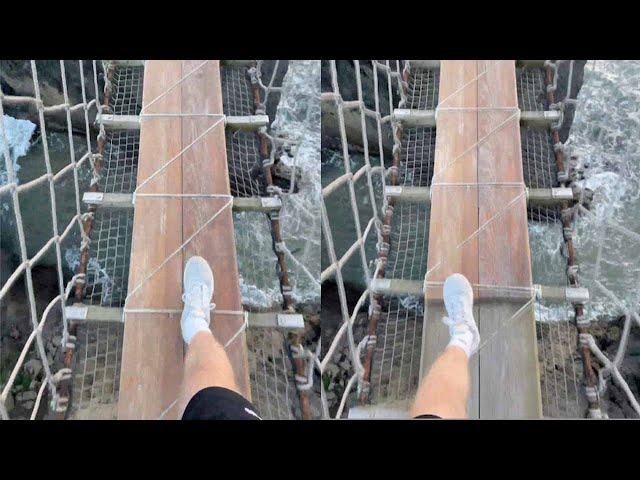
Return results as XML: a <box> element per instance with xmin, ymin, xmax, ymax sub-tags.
<box><xmin>442</xmin><ymin>298</ymin><xmax>472</xmax><ymax>337</ymax></box>
<box><xmin>446</xmin><ymin>298</ymin><xmax>469</xmax><ymax>324</ymax></box>
<box><xmin>181</xmin><ymin>283</ymin><xmax>216</xmax><ymax>314</ymax></box>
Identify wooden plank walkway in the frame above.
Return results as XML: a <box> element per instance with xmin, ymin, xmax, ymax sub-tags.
<box><xmin>117</xmin><ymin>61</ymin><xmax>249</xmax><ymax>419</ymax></box>
<box><xmin>420</xmin><ymin>60</ymin><xmax>541</xmax><ymax>418</ymax></box>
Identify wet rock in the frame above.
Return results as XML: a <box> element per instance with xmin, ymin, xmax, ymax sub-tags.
<box><xmin>24</xmin><ymin>358</ymin><xmax>42</xmax><ymax>377</ymax></box>
<box><xmin>0</xmin><ymin>60</ymin><xmax>102</xmax><ymax>134</ymax></box>
<box><xmin>4</xmin><ymin>392</ymin><xmax>14</xmax><ymax>412</ymax></box>
<box><xmin>16</xmin><ymin>390</ymin><xmax>36</xmax><ymax>402</ymax></box>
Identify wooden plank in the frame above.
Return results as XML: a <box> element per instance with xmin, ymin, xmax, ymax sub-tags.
<box><xmin>420</xmin><ymin>60</ymin><xmax>542</xmax><ymax>418</ymax></box>
<box><xmin>118</xmin><ymin>61</ymin><xmax>184</xmax><ymax>420</ymax></box>
<box><xmin>476</xmin><ymin>60</ymin><xmax>541</xmax><ymax>418</ymax></box>
<box><xmin>421</xmin><ymin>60</ymin><xmax>480</xmax><ymax>419</ymax></box>
<box><xmin>118</xmin><ymin>61</ymin><xmax>249</xmax><ymax>420</ymax></box>
<box><xmin>180</xmin><ymin>60</ymin><xmax>249</xmax><ymax>399</ymax></box>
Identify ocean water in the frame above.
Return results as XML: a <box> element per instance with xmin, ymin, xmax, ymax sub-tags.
<box><xmin>238</xmin><ymin>60</ymin><xmax>321</xmax><ymax>309</ymax></box>
<box><xmin>4</xmin><ymin>61</ymin><xmax>638</xmax><ymax>319</ymax></box>
<box><xmin>1</xmin><ymin>117</ymin><xmax>92</xmax><ymax>273</ymax></box>
<box><xmin>323</xmin><ymin>61</ymin><xmax>640</xmax><ymax>324</ymax></box>
<box><xmin>0</xmin><ymin>115</ymin><xmax>36</xmax><ymax>185</ymax></box>
<box><xmin>321</xmin><ymin>148</ymin><xmax>384</xmax><ymax>293</ymax></box>
<box><xmin>2</xmin><ymin>63</ymin><xmax>322</xmax><ymax>310</ymax></box>
<box><xmin>567</xmin><ymin>60</ymin><xmax>640</xmax><ymax>321</ymax></box>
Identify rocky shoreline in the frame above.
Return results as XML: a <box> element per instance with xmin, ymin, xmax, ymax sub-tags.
<box><xmin>0</xmin><ymin>263</ymin><xmax>66</xmax><ymax>419</ymax></box>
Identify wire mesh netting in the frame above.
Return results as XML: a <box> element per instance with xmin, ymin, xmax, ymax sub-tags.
<box><xmin>221</xmin><ymin>62</ymin><xmax>282</xmax><ymax>313</ymax></box>
<box><xmin>84</xmin><ymin>209</ymin><xmax>133</xmax><ymax>308</ymax></box>
<box><xmin>535</xmin><ymin>297</ymin><xmax>584</xmax><ymax>418</ymax></box>
<box><xmin>67</xmin><ymin>62</ymin><xmax>136</xmax><ymax>415</ymax></box>
<box><xmin>108</xmin><ymin>65</ymin><xmax>144</xmax><ymax>116</ymax></box>
<box><xmin>518</xmin><ymin>65</ymin><xmax>583</xmax><ymax>417</ymax></box>
<box><xmin>221</xmin><ymin>60</ymin><xmax>317</xmax><ymax>419</ymax></box>
<box><xmin>234</xmin><ymin>211</ymin><xmax>282</xmax><ymax>308</ymax></box>
<box><xmin>517</xmin><ymin>67</ymin><xmax>548</xmax><ymax>112</ymax></box>
<box><xmin>371</xmin><ymin>64</ymin><xmax>437</xmax><ymax>406</ymax></box>
<box><xmin>221</xmin><ymin>65</ymin><xmax>254</xmax><ymax>117</ymax></box>
<box><xmin>221</xmin><ymin>63</ymin><xmax>280</xmax><ymax>311</ymax></box>
<box><xmin>1</xmin><ymin>60</ymin><xmax>101</xmax><ymax>419</ymax></box>
<box><xmin>406</xmin><ymin>68</ymin><xmax>439</xmax><ymax>110</ymax></box>
<box><xmin>69</xmin><ymin>321</ymin><xmax>123</xmax><ymax>419</ymax></box>
<box><xmin>400</xmin><ymin>127</ymin><xmax>436</xmax><ymax>186</ymax></box>
<box><xmin>320</xmin><ymin>60</ymin><xmax>408</xmax><ymax>417</ymax></box>
<box><xmin>99</xmin><ymin>131</ymin><xmax>139</xmax><ymax>194</ymax></box>
<box><xmin>225</xmin><ymin>130</ymin><xmax>266</xmax><ymax>197</ymax></box>
<box><xmin>247</xmin><ymin>328</ymin><xmax>296</xmax><ymax>419</ymax></box>
<box><xmin>370</xmin><ymin>298</ymin><xmax>423</xmax><ymax>403</ymax></box>
<box><xmin>385</xmin><ymin>204</ymin><xmax>430</xmax><ymax>282</ymax></box>
<box><xmin>522</xmin><ymin>126</ymin><xmax>559</xmax><ymax>222</ymax></box>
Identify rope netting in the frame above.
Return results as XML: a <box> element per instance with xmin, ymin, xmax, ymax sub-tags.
<box><xmin>222</xmin><ymin>60</ymin><xmax>318</xmax><ymax>419</ymax></box>
<box><xmin>107</xmin><ymin>64</ymin><xmax>144</xmax><ymax>116</ymax></box>
<box><xmin>320</xmin><ymin>59</ymin><xmax>640</xmax><ymax>418</ymax></box>
<box><xmin>99</xmin><ymin>131</ymin><xmax>139</xmax><ymax>194</ymax></box>
<box><xmin>320</xmin><ymin>60</ymin><xmax>403</xmax><ymax>417</ymax></box>
<box><xmin>1</xmin><ymin>60</ymin><xmax>318</xmax><ymax>420</ymax></box>
<box><xmin>68</xmin><ymin>62</ymin><xmax>138</xmax><ymax>418</ymax></box>
<box><xmin>70</xmin><ymin>321</ymin><xmax>122</xmax><ymax>419</ymax></box>
<box><xmin>1</xmin><ymin>60</ymin><xmax>100</xmax><ymax>419</ymax></box>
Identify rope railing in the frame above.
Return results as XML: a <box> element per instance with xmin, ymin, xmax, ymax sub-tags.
<box><xmin>249</xmin><ymin>60</ymin><xmax>314</xmax><ymax>419</ymax></box>
<box><xmin>2</xmin><ymin>59</ymin><xmax>321</xmax><ymax>420</ymax></box>
<box><xmin>1</xmin><ymin>60</ymin><xmax>99</xmax><ymax>419</ymax></box>
<box><xmin>320</xmin><ymin>60</ymin><xmax>402</xmax><ymax>417</ymax></box>
<box><xmin>575</xmin><ymin>204</ymin><xmax>640</xmax><ymax>417</ymax></box>
<box><xmin>320</xmin><ymin>59</ymin><xmax>639</xmax><ymax>419</ymax></box>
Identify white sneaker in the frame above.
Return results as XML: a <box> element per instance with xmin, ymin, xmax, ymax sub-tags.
<box><xmin>442</xmin><ymin>273</ymin><xmax>480</xmax><ymax>357</ymax></box>
<box><xmin>181</xmin><ymin>256</ymin><xmax>215</xmax><ymax>344</ymax></box>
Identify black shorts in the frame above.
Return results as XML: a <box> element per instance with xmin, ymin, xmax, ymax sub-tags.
<box><xmin>182</xmin><ymin>386</ymin><xmax>262</xmax><ymax>420</ymax></box>
<box><xmin>414</xmin><ymin>414</ymin><xmax>442</xmax><ymax>419</ymax></box>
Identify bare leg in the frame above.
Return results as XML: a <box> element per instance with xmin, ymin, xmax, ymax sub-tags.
<box><xmin>177</xmin><ymin>256</ymin><xmax>241</xmax><ymax>418</ymax></box>
<box><xmin>178</xmin><ymin>330</ymin><xmax>239</xmax><ymax>417</ymax></box>
<box><xmin>410</xmin><ymin>346</ymin><xmax>469</xmax><ymax>418</ymax></box>
<box><xmin>410</xmin><ymin>273</ymin><xmax>479</xmax><ymax>419</ymax></box>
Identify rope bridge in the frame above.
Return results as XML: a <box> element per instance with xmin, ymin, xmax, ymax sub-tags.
<box><xmin>320</xmin><ymin>60</ymin><xmax>640</xmax><ymax>418</ymax></box>
<box><xmin>0</xmin><ymin>60</ymin><xmax>317</xmax><ymax>420</ymax></box>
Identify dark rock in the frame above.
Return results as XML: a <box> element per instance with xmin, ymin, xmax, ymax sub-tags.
<box><xmin>555</xmin><ymin>60</ymin><xmax>588</xmax><ymax>143</ymax></box>
<box><xmin>1</xmin><ymin>60</ymin><xmax>103</xmax><ymax>134</ymax></box>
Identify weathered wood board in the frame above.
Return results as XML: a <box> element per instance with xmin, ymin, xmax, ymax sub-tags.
<box><xmin>420</xmin><ymin>60</ymin><xmax>541</xmax><ymax>418</ymax></box>
<box><xmin>476</xmin><ymin>60</ymin><xmax>541</xmax><ymax>418</ymax></box>
<box><xmin>118</xmin><ymin>61</ymin><xmax>249</xmax><ymax>419</ymax></box>
<box><xmin>422</xmin><ymin>60</ymin><xmax>480</xmax><ymax>418</ymax></box>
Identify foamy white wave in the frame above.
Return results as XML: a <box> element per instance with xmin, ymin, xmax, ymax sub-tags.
<box><xmin>64</xmin><ymin>248</ymin><xmax>115</xmax><ymax>302</ymax></box>
<box><xmin>535</xmin><ymin>303</ymin><xmax>573</xmax><ymax>323</ymax></box>
<box><xmin>237</xmin><ymin>60</ymin><xmax>321</xmax><ymax>309</ymax></box>
<box><xmin>0</xmin><ymin>115</ymin><xmax>36</xmax><ymax>185</ymax></box>
<box><xmin>399</xmin><ymin>295</ymin><xmax>423</xmax><ymax>313</ymax></box>
<box><xmin>65</xmin><ymin>248</ymin><xmax>81</xmax><ymax>271</ymax></box>
<box><xmin>566</xmin><ymin>60</ymin><xmax>640</xmax><ymax>320</ymax></box>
